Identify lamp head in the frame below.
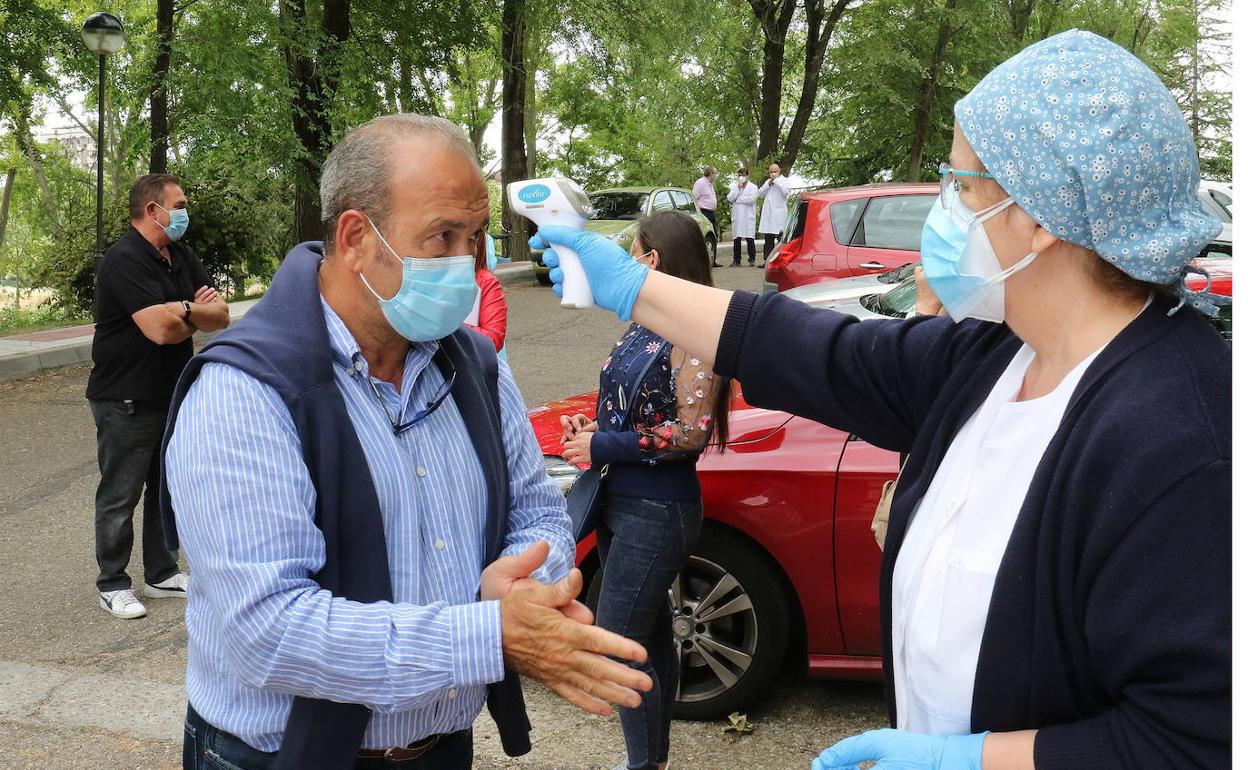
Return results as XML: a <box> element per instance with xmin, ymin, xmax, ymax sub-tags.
<box><xmin>82</xmin><ymin>12</ymin><xmax>125</xmax><ymax>55</ymax></box>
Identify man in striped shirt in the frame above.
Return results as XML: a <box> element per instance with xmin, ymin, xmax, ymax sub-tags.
<box><xmin>164</xmin><ymin>115</ymin><xmax>650</xmax><ymax>770</ymax></box>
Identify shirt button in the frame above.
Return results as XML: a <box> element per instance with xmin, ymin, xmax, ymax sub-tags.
<box><xmin>354</xmin><ymin>360</ymin><xmax>364</xmax><ymax>372</ymax></box>
<box><xmin>447</xmin><ymin>688</ymin><xmax>457</xmax><ymax>699</ymax></box>
<box><xmin>416</xmin><ymin>467</ymin><xmax>428</xmax><ymax>477</ymax></box>
<box><xmin>435</xmin><ymin>538</ymin><xmax>446</xmax><ymax>550</ymax></box>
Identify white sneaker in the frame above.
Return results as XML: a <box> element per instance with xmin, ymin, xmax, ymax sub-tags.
<box><xmin>143</xmin><ymin>572</ymin><xmax>190</xmax><ymax>599</ymax></box>
<box><xmin>100</xmin><ymin>589</ymin><xmax>147</xmax><ymax>619</ymax></box>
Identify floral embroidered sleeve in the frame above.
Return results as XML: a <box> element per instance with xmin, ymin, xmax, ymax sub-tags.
<box><xmin>635</xmin><ymin>346</ymin><xmax>723</xmax><ymax>462</ymax></box>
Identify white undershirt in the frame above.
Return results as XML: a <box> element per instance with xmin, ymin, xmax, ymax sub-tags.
<box><xmin>890</xmin><ymin>338</ymin><xmax>1108</xmax><ymax>736</ymax></box>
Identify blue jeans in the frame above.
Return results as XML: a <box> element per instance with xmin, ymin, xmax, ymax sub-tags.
<box><xmin>596</xmin><ymin>495</ymin><xmax>703</xmax><ymax>770</ymax></box>
<box><xmin>182</xmin><ymin>705</ymin><xmax>472</xmax><ymax>770</ymax></box>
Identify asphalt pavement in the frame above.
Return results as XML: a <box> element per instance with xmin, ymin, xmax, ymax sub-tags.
<box><xmin>0</xmin><ymin>252</ymin><xmax>887</xmax><ymax>769</ymax></box>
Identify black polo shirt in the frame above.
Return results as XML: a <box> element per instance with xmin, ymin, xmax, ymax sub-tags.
<box><xmin>86</xmin><ymin>226</ymin><xmax>213</xmax><ymax>406</ymax></box>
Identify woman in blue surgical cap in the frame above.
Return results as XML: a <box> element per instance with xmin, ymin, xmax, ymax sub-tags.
<box><xmin>531</xmin><ymin>29</ymin><xmax>1229</xmax><ymax>769</ymax></box>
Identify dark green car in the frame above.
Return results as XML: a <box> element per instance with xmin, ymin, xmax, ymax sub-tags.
<box><xmin>533</xmin><ymin>186</ymin><xmax>718</xmax><ymax>284</ymax></box>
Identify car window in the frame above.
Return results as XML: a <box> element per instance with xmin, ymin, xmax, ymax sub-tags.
<box><xmin>588</xmin><ymin>192</ymin><xmax>647</xmax><ymax>221</ymax></box>
<box><xmin>782</xmin><ymin>200</ymin><xmax>808</xmax><ymax>242</ymax></box>
<box><xmin>671</xmin><ymin>191</ymin><xmax>695</xmax><ymax>213</ymax></box>
<box><xmin>1200</xmin><ymin>194</ymin><xmax>1232</xmax><ymax>224</ymax></box>
<box><xmin>829</xmin><ymin>199</ymin><xmax>864</xmax><ymax>244</ymax></box>
<box><xmin>851</xmin><ymin>194</ymin><xmax>937</xmax><ymax>250</ymax></box>
<box><xmin>651</xmin><ymin>191</ymin><xmax>676</xmax><ymax>211</ymax></box>
<box><xmin>1211</xmin><ymin>190</ymin><xmax>1232</xmax><ymax>217</ymax></box>
<box><xmin>862</xmin><ymin>277</ymin><xmax>918</xmax><ymax>318</ymax></box>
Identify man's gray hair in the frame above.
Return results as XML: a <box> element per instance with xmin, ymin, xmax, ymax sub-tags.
<box><xmin>319</xmin><ymin>114</ymin><xmax>477</xmax><ymax>245</ymax></box>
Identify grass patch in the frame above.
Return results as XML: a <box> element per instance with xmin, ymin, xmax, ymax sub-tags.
<box><xmin>0</xmin><ymin>305</ymin><xmax>92</xmax><ymax>337</ymax></box>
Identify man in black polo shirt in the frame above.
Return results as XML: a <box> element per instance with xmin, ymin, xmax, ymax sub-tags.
<box><xmin>86</xmin><ymin>173</ymin><xmax>230</xmax><ymax>619</ymax></box>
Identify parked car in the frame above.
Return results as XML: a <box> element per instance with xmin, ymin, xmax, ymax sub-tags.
<box><xmin>763</xmin><ymin>183</ymin><xmax>938</xmax><ymax>293</ymax></box>
<box><xmin>800</xmin><ymin>257</ymin><xmax>1232</xmax><ymax>338</ymax></box>
<box><xmin>533</xmin><ymin>186</ymin><xmax>717</xmax><ymax>284</ymax></box>
<box><xmin>1198</xmin><ymin>180</ymin><xmax>1232</xmax><ymax>256</ymax></box>
<box><xmin>531</xmin><ymin>386</ymin><xmax>896</xmax><ymax>722</ymax></box>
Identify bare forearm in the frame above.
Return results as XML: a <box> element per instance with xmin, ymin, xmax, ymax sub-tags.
<box><xmin>983</xmin><ymin>730</ymin><xmax>1037</xmax><ymax>770</ymax></box>
<box><xmin>190</xmin><ymin>300</ymin><xmax>230</xmax><ymax>332</ymax></box>
<box><xmin>158</xmin><ymin>302</ymin><xmax>197</xmax><ymax>343</ymax></box>
<box><xmin>630</xmin><ymin>271</ymin><xmax>734</xmax><ymax>369</ymax></box>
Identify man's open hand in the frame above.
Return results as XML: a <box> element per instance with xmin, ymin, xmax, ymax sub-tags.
<box><xmin>481</xmin><ymin>541</ymin><xmax>593</xmax><ymax>624</ymax></box>
<box><xmin>502</xmin><ymin>568</ymin><xmax>651</xmax><ymax>716</ymax></box>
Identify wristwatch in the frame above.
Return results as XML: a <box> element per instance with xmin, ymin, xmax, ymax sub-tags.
<box><xmin>182</xmin><ymin>300</ymin><xmax>192</xmax><ymax>322</ymax></box>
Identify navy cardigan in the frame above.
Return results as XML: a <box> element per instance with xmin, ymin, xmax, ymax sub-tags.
<box><xmin>714</xmin><ymin>291</ymin><xmax>1230</xmax><ymax>769</ymax></box>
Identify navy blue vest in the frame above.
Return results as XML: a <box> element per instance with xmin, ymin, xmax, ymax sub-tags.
<box><xmin>159</xmin><ymin>243</ymin><xmax>531</xmax><ymax>768</ymax></box>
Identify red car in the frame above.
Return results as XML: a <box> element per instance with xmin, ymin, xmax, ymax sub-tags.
<box><xmin>530</xmin><ymin>388</ymin><xmax>898</xmax><ymax>721</ymax></box>
<box><xmin>764</xmin><ymin>183</ymin><xmax>939</xmax><ymax>293</ymax></box>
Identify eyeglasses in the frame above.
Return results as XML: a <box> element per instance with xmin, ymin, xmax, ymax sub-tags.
<box><xmin>938</xmin><ymin>162</ymin><xmax>994</xmax><ymax>211</ymax></box>
<box><xmin>365</xmin><ymin>347</ymin><xmax>457</xmax><ymax>435</ymax></box>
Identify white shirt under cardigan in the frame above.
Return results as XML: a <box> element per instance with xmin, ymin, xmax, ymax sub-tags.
<box><xmin>891</xmin><ymin>335</ymin><xmax>1111</xmax><ymax>736</ymax></box>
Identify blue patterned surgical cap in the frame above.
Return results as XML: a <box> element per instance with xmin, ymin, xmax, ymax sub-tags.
<box><xmin>954</xmin><ymin>29</ymin><xmax>1224</xmax><ymax>315</ymax></box>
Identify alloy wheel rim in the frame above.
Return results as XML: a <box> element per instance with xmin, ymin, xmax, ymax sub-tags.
<box><xmin>668</xmin><ymin>554</ymin><xmax>758</xmax><ymax>703</ymax></box>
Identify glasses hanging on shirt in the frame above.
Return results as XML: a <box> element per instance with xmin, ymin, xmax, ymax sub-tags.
<box><xmin>365</xmin><ymin>346</ymin><xmax>457</xmax><ymax>435</ymax></box>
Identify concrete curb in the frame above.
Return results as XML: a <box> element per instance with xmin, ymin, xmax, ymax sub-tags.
<box><xmin>494</xmin><ymin>261</ymin><xmax>537</xmax><ymax>287</ymax></box>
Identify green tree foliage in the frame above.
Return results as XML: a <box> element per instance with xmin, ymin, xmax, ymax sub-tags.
<box><xmin>0</xmin><ymin>0</ymin><xmax>1232</xmax><ymax>315</ymax></box>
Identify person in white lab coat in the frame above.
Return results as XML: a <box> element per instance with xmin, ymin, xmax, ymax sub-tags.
<box><xmin>757</xmin><ymin>164</ymin><xmax>790</xmax><ymax>268</ymax></box>
<box><xmin>725</xmin><ymin>167</ymin><xmax>758</xmax><ymax>266</ymax></box>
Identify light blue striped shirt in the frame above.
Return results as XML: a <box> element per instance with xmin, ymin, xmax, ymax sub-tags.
<box><xmin>166</xmin><ymin>297</ymin><xmax>572</xmax><ymax>752</ymax></box>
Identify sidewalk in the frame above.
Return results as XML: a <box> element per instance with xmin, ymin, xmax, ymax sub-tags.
<box><xmin>0</xmin><ymin>261</ymin><xmax>538</xmax><ymax>383</ymax></box>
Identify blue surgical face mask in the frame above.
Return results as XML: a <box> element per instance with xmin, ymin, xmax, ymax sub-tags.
<box><xmin>154</xmin><ymin>204</ymin><xmax>189</xmax><ymax>241</ymax></box>
<box><xmin>920</xmin><ymin>192</ymin><xmax>1037</xmax><ymax>323</ymax></box>
<box><xmin>360</xmin><ymin>218</ymin><xmax>478</xmax><ymax>342</ymax></box>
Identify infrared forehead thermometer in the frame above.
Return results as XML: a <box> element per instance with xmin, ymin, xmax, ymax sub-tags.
<box><xmin>508</xmin><ymin>178</ymin><xmax>595</xmax><ymax>309</ymax></box>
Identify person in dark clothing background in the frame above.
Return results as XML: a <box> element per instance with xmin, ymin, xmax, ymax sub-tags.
<box><xmin>86</xmin><ymin>173</ymin><xmax>230</xmax><ymax>619</ymax></box>
<box><xmin>559</xmin><ymin>210</ymin><xmax>730</xmax><ymax>770</ymax></box>
<box><xmin>532</xmin><ymin>30</ymin><xmax>1230</xmax><ymax>770</ymax></box>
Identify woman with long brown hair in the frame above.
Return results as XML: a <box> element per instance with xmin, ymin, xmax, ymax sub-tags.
<box><xmin>560</xmin><ymin>209</ymin><xmax>729</xmax><ymax>770</ymax></box>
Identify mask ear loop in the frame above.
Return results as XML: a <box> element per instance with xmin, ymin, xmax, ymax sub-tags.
<box><xmin>360</xmin><ymin>216</ymin><xmax>404</xmax><ymax>302</ymax></box>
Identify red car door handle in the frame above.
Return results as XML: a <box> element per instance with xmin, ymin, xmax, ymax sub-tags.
<box><xmin>859</xmin><ymin>261</ymin><xmax>885</xmax><ymax>270</ymax></box>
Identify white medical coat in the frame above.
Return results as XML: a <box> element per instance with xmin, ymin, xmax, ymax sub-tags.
<box><xmin>757</xmin><ymin>175</ymin><xmax>790</xmax><ymax>234</ymax></box>
<box><xmin>726</xmin><ymin>181</ymin><xmax>759</xmax><ymax>240</ymax></box>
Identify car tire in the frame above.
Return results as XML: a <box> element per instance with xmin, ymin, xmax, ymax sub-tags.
<box><xmin>705</xmin><ymin>234</ymin><xmax>718</xmax><ymax>265</ymax></box>
<box><xmin>585</xmin><ymin>525</ymin><xmax>792</xmax><ymax>722</ymax></box>
<box><xmin>536</xmin><ymin>270</ymin><xmax>553</xmax><ymax>286</ymax></box>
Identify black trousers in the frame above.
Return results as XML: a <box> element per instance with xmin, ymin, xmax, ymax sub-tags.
<box><xmin>733</xmin><ymin>237</ymin><xmax>756</xmax><ymax>264</ymax></box>
<box><xmin>762</xmin><ymin>232</ymin><xmax>779</xmax><ymax>261</ymax></box>
<box><xmin>699</xmin><ymin>208</ymin><xmax>719</xmax><ymax>242</ymax></box>
<box><xmin>89</xmin><ymin>399</ymin><xmax>180</xmax><ymax>591</ymax></box>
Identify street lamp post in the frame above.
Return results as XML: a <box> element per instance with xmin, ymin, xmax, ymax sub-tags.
<box><xmin>80</xmin><ymin>12</ymin><xmax>125</xmax><ymax>272</ymax></box>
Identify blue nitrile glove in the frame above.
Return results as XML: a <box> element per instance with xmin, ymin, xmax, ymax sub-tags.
<box><xmin>528</xmin><ymin>226</ymin><xmax>648</xmax><ymax>321</ymax></box>
<box><xmin>812</xmin><ymin>729</ymin><xmax>987</xmax><ymax>770</ymax></box>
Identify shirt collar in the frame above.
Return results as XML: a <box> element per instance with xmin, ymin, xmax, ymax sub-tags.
<box><xmin>126</xmin><ymin>225</ymin><xmax>180</xmax><ymax>269</ymax></box>
<box><xmin>318</xmin><ymin>294</ymin><xmax>437</xmax><ymax>379</ymax></box>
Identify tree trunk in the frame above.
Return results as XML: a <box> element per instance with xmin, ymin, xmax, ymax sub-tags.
<box><xmin>749</xmin><ymin>0</ymin><xmax>798</xmax><ymax>166</ymax></box>
<box><xmin>12</xmin><ymin>107</ymin><xmax>62</xmax><ymax>238</ymax></box>
<box><xmin>281</xmin><ymin>0</ymin><xmax>351</xmax><ymax>245</ymax></box>
<box><xmin>1006</xmin><ymin>0</ymin><xmax>1035</xmax><ymax>39</ymax></box>
<box><xmin>779</xmin><ymin>0</ymin><xmax>852</xmax><ymax>170</ymax></box>
<box><xmin>0</xmin><ymin>168</ymin><xmax>16</xmax><ymax>251</ymax></box>
<box><xmin>150</xmin><ymin>0</ymin><xmax>174</xmax><ymax>174</ymax></box>
<box><xmin>501</xmin><ymin>0</ymin><xmax>531</xmax><ymax>261</ymax></box>
<box><xmin>905</xmin><ymin>0</ymin><xmax>958</xmax><ymax>181</ymax></box>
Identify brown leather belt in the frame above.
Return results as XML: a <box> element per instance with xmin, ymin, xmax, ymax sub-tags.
<box><xmin>357</xmin><ymin>732</ymin><xmax>443</xmax><ymax>762</ymax></box>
